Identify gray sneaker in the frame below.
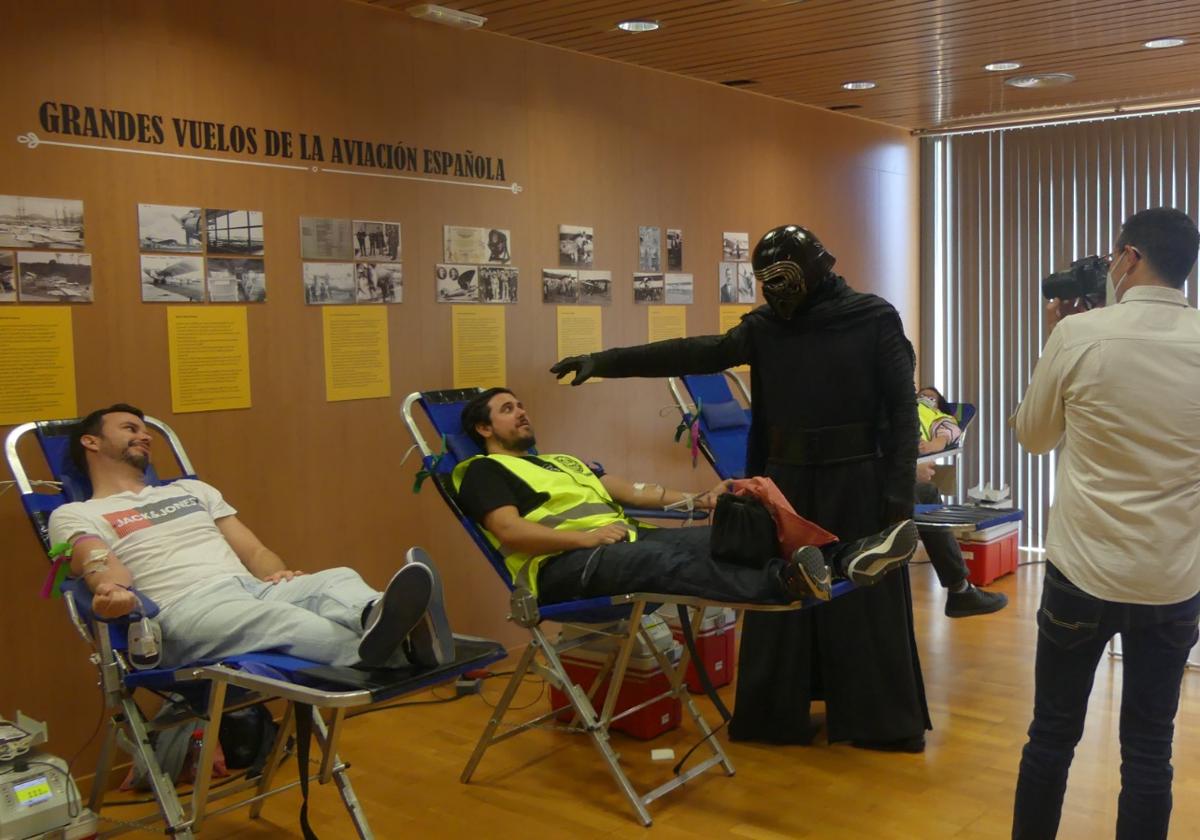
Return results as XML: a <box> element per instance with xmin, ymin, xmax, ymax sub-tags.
<box><xmin>358</xmin><ymin>563</ymin><xmax>432</xmax><ymax>669</ymax></box>
<box><xmin>840</xmin><ymin>520</ymin><xmax>919</xmax><ymax>588</ymax></box>
<box><xmin>780</xmin><ymin>545</ymin><xmax>833</xmax><ymax>602</ymax></box>
<box><xmin>404</xmin><ymin>547</ymin><xmax>456</xmax><ymax>668</ymax></box>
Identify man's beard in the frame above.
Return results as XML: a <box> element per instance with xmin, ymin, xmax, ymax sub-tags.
<box><xmin>502</xmin><ymin>429</ymin><xmax>537</xmax><ymax>452</ymax></box>
<box><xmin>122</xmin><ymin>446</ymin><xmax>149</xmax><ymax>471</ymax></box>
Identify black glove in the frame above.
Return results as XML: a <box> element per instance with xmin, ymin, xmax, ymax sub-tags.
<box><xmin>550</xmin><ymin>355</ymin><xmax>595</xmax><ymax>386</ymax></box>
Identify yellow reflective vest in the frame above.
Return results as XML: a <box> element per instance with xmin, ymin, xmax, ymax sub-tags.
<box><xmin>918</xmin><ymin>402</ymin><xmax>956</xmax><ymax>442</ymax></box>
<box><xmin>451</xmin><ymin>453</ymin><xmax>637</xmax><ymax>594</ymax></box>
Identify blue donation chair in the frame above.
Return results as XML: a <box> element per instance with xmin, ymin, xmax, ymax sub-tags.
<box><xmin>5</xmin><ymin>416</ymin><xmax>505</xmax><ymax>839</ymax></box>
<box><xmin>402</xmin><ymin>388</ymin><xmax>856</xmax><ymax>827</ymax></box>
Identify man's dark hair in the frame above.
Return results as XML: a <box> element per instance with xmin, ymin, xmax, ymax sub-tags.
<box><xmin>69</xmin><ymin>403</ymin><xmax>145</xmax><ymax>477</ymax></box>
<box><xmin>1117</xmin><ymin>207</ymin><xmax>1200</xmax><ymax>288</ymax></box>
<box><xmin>461</xmin><ymin>388</ymin><xmax>514</xmax><ymax>450</ymax></box>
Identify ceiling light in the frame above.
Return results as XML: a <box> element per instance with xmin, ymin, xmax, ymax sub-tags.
<box><xmin>1144</xmin><ymin>37</ymin><xmax>1186</xmax><ymax>49</ymax></box>
<box><xmin>617</xmin><ymin>19</ymin><xmax>659</xmax><ymax>32</ymax></box>
<box><xmin>407</xmin><ymin>4</ymin><xmax>487</xmax><ymax>29</ymax></box>
<box><xmin>842</xmin><ymin>80</ymin><xmax>876</xmax><ymax>91</ymax></box>
<box><xmin>1005</xmin><ymin>72</ymin><xmax>1076</xmax><ymax>89</ymax></box>
<box><xmin>984</xmin><ymin>61</ymin><xmax>1022</xmax><ymax>72</ymax></box>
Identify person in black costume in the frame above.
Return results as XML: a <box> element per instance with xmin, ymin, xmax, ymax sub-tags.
<box><xmin>551</xmin><ymin>225</ymin><xmax>930</xmax><ymax>751</ymax></box>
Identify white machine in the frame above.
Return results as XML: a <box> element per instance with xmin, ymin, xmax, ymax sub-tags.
<box><xmin>0</xmin><ymin>713</ymin><xmax>87</xmax><ymax>840</ymax></box>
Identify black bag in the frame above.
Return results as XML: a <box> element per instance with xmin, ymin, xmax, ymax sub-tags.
<box><xmin>711</xmin><ymin>493</ymin><xmax>779</xmax><ymax>569</ymax></box>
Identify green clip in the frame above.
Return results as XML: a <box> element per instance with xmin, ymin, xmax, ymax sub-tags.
<box><xmin>674</xmin><ymin>399</ymin><xmax>702</xmax><ymax>443</ymax></box>
<box><xmin>412</xmin><ymin>433</ymin><xmax>449</xmax><ymax>494</ymax></box>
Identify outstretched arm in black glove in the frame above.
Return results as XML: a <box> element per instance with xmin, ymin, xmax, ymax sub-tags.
<box><xmin>550</xmin><ymin>355</ymin><xmax>596</xmax><ymax>385</ymax></box>
<box><xmin>550</xmin><ymin>323</ymin><xmax>755</xmax><ymax>385</ymax></box>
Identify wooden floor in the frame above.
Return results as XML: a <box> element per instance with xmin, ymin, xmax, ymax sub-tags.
<box><xmin>105</xmin><ymin>556</ymin><xmax>1200</xmax><ymax>838</ymax></box>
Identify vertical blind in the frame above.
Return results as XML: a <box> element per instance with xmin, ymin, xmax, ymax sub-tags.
<box><xmin>921</xmin><ymin>111</ymin><xmax>1200</xmax><ymax>548</ymax></box>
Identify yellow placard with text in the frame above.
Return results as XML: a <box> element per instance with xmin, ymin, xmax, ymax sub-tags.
<box><xmin>647</xmin><ymin>305</ymin><xmax>686</xmax><ymax>342</ymax></box>
<box><xmin>556</xmin><ymin>306</ymin><xmax>603</xmax><ymax>384</ymax></box>
<box><xmin>0</xmin><ymin>307</ymin><xmax>77</xmax><ymax>424</ymax></box>
<box><xmin>719</xmin><ymin>305</ymin><xmax>751</xmax><ymax>372</ymax></box>
<box><xmin>452</xmin><ymin>305</ymin><xmax>506</xmax><ymax>389</ymax></box>
<box><xmin>323</xmin><ymin>306</ymin><xmax>391</xmax><ymax>402</ymax></box>
<box><xmin>167</xmin><ymin>307</ymin><xmax>252</xmax><ymax>413</ymax></box>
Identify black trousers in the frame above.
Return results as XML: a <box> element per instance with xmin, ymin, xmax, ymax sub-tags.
<box><xmin>915</xmin><ymin>480</ymin><xmax>969</xmax><ymax>588</ymax></box>
<box><xmin>537</xmin><ymin>525</ymin><xmax>790</xmax><ymax>605</ymax></box>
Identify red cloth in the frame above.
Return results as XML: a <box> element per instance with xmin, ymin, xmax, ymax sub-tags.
<box><xmin>729</xmin><ymin>477</ymin><xmax>838</xmax><ymax>555</ymax></box>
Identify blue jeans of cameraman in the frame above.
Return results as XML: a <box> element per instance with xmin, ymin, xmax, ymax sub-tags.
<box><xmin>1013</xmin><ymin>562</ymin><xmax>1200</xmax><ymax>839</ymax></box>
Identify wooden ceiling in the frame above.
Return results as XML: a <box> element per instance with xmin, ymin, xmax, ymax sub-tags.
<box><xmin>361</xmin><ymin>0</ymin><xmax>1200</xmax><ymax>130</ymax></box>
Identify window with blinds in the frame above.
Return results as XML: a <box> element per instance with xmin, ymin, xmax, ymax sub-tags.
<box><xmin>920</xmin><ymin>111</ymin><xmax>1200</xmax><ymax>548</ymax></box>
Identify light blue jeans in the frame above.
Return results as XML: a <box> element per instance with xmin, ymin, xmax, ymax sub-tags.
<box><xmin>156</xmin><ymin>568</ymin><xmax>384</xmax><ymax>667</ymax></box>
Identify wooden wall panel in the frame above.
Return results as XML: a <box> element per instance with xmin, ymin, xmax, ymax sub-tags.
<box><xmin>0</xmin><ymin>0</ymin><xmax>917</xmax><ymax>764</ymax></box>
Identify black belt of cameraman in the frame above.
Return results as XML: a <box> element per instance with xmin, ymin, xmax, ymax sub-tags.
<box><xmin>768</xmin><ymin>422</ymin><xmax>880</xmax><ymax>466</ymax></box>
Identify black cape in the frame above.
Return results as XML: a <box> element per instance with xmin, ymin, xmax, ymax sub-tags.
<box><xmin>590</xmin><ymin>276</ymin><xmax>930</xmax><ymax>744</ymax></box>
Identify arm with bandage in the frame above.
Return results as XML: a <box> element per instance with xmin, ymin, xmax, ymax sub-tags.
<box><xmin>599</xmin><ymin>474</ymin><xmax>730</xmax><ymax>512</ymax></box>
<box><xmin>67</xmin><ymin>535</ymin><xmax>139</xmax><ymax>620</ymax></box>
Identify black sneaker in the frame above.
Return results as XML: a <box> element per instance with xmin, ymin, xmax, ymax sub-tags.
<box><xmin>945</xmin><ymin>584</ymin><xmax>1008</xmax><ymax>618</ymax></box>
<box><xmin>779</xmin><ymin>546</ymin><xmax>833</xmax><ymax>602</ymax></box>
<box><xmin>358</xmin><ymin>564</ymin><xmax>433</xmax><ymax>669</ymax></box>
<box><xmin>840</xmin><ymin>520</ymin><xmax>919</xmax><ymax>588</ymax></box>
<box><xmin>403</xmin><ymin>547</ymin><xmax>456</xmax><ymax>668</ymax></box>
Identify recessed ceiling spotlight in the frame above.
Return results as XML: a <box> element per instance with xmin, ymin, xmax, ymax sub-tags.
<box><xmin>1144</xmin><ymin>37</ymin><xmax>1186</xmax><ymax>49</ymax></box>
<box><xmin>842</xmin><ymin>80</ymin><xmax>876</xmax><ymax>91</ymax></box>
<box><xmin>617</xmin><ymin>19</ymin><xmax>660</xmax><ymax>32</ymax></box>
<box><xmin>1005</xmin><ymin>72</ymin><xmax>1076</xmax><ymax>89</ymax></box>
<box><xmin>984</xmin><ymin>61</ymin><xmax>1022</xmax><ymax>72</ymax></box>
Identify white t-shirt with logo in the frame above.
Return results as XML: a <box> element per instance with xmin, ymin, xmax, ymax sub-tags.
<box><xmin>48</xmin><ymin>479</ymin><xmax>254</xmax><ymax>610</ymax></box>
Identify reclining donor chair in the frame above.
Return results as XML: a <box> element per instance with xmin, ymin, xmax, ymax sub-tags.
<box><xmin>6</xmin><ymin>415</ymin><xmax>505</xmax><ymax>839</ymax></box>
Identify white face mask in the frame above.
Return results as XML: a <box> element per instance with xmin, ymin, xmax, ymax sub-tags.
<box><xmin>1107</xmin><ymin>251</ymin><xmax>1130</xmax><ymax>303</ymax></box>
<box><xmin>917</xmin><ymin>395</ymin><xmax>938</xmax><ymax>410</ymax></box>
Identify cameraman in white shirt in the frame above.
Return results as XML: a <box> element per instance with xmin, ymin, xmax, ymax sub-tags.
<box><xmin>1012</xmin><ymin>207</ymin><xmax>1200</xmax><ymax>840</ymax></box>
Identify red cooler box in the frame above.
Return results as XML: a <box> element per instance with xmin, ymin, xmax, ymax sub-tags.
<box><xmin>662</xmin><ymin>606</ymin><xmax>736</xmax><ymax>693</ymax></box>
<box><xmin>548</xmin><ymin>618</ymin><xmax>682</xmax><ymax>741</ymax></box>
<box><xmin>958</xmin><ymin>521</ymin><xmax>1020</xmax><ymax>586</ymax></box>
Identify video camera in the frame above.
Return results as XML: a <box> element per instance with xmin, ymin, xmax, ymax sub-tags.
<box><xmin>1042</xmin><ymin>255</ymin><xmax>1108</xmax><ymax>305</ymax></box>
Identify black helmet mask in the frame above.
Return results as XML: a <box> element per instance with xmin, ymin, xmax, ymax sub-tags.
<box><xmin>752</xmin><ymin>225</ymin><xmax>836</xmax><ymax>319</ymax></box>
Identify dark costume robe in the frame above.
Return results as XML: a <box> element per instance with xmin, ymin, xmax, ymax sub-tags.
<box><xmin>588</xmin><ymin>276</ymin><xmax>929</xmax><ymax>744</ymax></box>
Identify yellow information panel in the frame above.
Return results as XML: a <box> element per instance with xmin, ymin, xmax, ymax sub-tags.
<box><xmin>719</xmin><ymin>305</ymin><xmax>751</xmax><ymax>373</ymax></box>
<box><xmin>167</xmin><ymin>307</ymin><xmax>252</xmax><ymax>413</ymax></box>
<box><xmin>323</xmin><ymin>307</ymin><xmax>391</xmax><ymax>402</ymax></box>
<box><xmin>0</xmin><ymin>307</ymin><xmax>77</xmax><ymax>424</ymax></box>
<box><xmin>452</xmin><ymin>305</ymin><xmax>506</xmax><ymax>389</ymax></box>
<box><xmin>556</xmin><ymin>306</ymin><xmax>602</xmax><ymax>384</ymax></box>
<box><xmin>647</xmin><ymin>305</ymin><xmax>686</xmax><ymax>342</ymax></box>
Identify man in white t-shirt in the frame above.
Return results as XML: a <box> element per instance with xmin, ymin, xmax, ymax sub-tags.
<box><xmin>48</xmin><ymin>404</ymin><xmax>453</xmax><ymax>670</ymax></box>
<box><xmin>1012</xmin><ymin>207</ymin><xmax>1200</xmax><ymax>839</ymax></box>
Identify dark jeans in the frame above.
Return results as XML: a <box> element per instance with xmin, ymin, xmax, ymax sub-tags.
<box><xmin>537</xmin><ymin>525</ymin><xmax>790</xmax><ymax>605</ymax></box>
<box><xmin>915</xmin><ymin>480</ymin><xmax>969</xmax><ymax>588</ymax></box>
<box><xmin>1013</xmin><ymin>563</ymin><xmax>1200</xmax><ymax>840</ymax></box>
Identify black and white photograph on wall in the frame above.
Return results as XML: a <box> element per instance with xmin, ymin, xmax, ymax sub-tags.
<box><xmin>300</xmin><ymin>217</ymin><xmax>353</xmax><ymax>260</ymax></box>
<box><xmin>542</xmin><ymin>269</ymin><xmax>578</xmax><ymax>304</ymax></box>
<box><xmin>444</xmin><ymin>225</ymin><xmax>511</xmax><ymax>264</ymax></box>
<box><xmin>737</xmin><ymin>262</ymin><xmax>756</xmax><ymax>303</ymax></box>
<box><xmin>722</xmin><ymin>231</ymin><xmax>750</xmax><ymax>261</ymax></box>
<box><xmin>141</xmin><ymin>254</ymin><xmax>204</xmax><ymax>302</ymax></box>
<box><xmin>638</xmin><ymin>226</ymin><xmax>661</xmax><ymax>271</ymax></box>
<box><xmin>664</xmin><ymin>273</ymin><xmax>693</xmax><ymax>304</ymax></box>
<box><xmin>353</xmin><ymin>220</ymin><xmax>401</xmax><ymax>262</ymax></box>
<box><xmin>633</xmin><ymin>272</ymin><xmax>664</xmax><ymax>303</ymax></box>
<box><xmin>667</xmin><ymin>228</ymin><xmax>683</xmax><ymax>270</ymax></box>
<box><xmin>479</xmin><ymin>266</ymin><xmax>518</xmax><ymax>303</ymax></box>
<box><xmin>303</xmin><ymin>261</ymin><xmax>356</xmax><ymax>304</ymax></box>
<box><xmin>205</xmin><ymin>210</ymin><xmax>264</xmax><ymax>255</ymax></box>
<box><xmin>436</xmin><ymin>263</ymin><xmax>479</xmax><ymax>303</ymax></box>
<box><xmin>558</xmin><ymin>225</ymin><xmax>594</xmax><ymax>268</ymax></box>
<box><xmin>578</xmin><ymin>270</ymin><xmax>612</xmax><ymax>305</ymax></box>
<box><xmin>718</xmin><ymin>262</ymin><xmax>738</xmax><ymax>303</ymax></box>
<box><xmin>207</xmin><ymin>258</ymin><xmax>266</xmax><ymax>302</ymax></box>
<box><xmin>357</xmin><ymin>262</ymin><xmax>403</xmax><ymax>303</ymax></box>
<box><xmin>0</xmin><ymin>195</ymin><xmax>85</xmax><ymax>250</ymax></box>
<box><xmin>16</xmin><ymin>252</ymin><xmax>93</xmax><ymax>302</ymax></box>
<box><xmin>0</xmin><ymin>252</ymin><xmax>15</xmax><ymax>301</ymax></box>
<box><xmin>138</xmin><ymin>204</ymin><xmax>202</xmax><ymax>253</ymax></box>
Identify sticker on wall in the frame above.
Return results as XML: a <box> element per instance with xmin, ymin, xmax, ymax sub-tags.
<box><xmin>633</xmin><ymin>272</ymin><xmax>664</xmax><ymax>304</ymax></box>
<box><xmin>667</xmin><ymin>228</ymin><xmax>683</xmax><ymax>270</ymax></box>
<box><xmin>207</xmin><ymin>258</ymin><xmax>266</xmax><ymax>302</ymax></box>
<box><xmin>0</xmin><ymin>252</ymin><xmax>15</xmax><ymax>302</ymax></box>
<box><xmin>17</xmin><ymin>251</ymin><xmax>93</xmax><ymax>302</ymax></box>
<box><xmin>303</xmin><ymin>261</ymin><xmax>355</xmax><ymax>304</ymax></box>
<box><xmin>479</xmin><ymin>266</ymin><xmax>518</xmax><ymax>303</ymax></box>
<box><xmin>141</xmin><ymin>254</ymin><xmax>204</xmax><ymax>303</ymax></box>
<box><xmin>542</xmin><ymin>269</ymin><xmax>578</xmax><ymax>304</ymax></box>
<box><xmin>0</xmin><ymin>195</ymin><xmax>85</xmax><ymax>250</ymax></box>
<box><xmin>352</xmin><ymin>220</ymin><xmax>401</xmax><ymax>262</ymax></box>
<box><xmin>436</xmin><ymin>264</ymin><xmax>478</xmax><ymax>303</ymax></box>
<box><xmin>206</xmin><ymin>210</ymin><xmax>264</xmax><ymax>256</ymax></box>
<box><xmin>300</xmin><ymin>217</ymin><xmax>353</xmax><ymax>261</ymax></box>
<box><xmin>664</xmin><ymin>273</ymin><xmax>693</xmax><ymax>304</ymax></box>
<box><xmin>722</xmin><ymin>231</ymin><xmax>749</xmax><ymax>262</ymax></box>
<box><xmin>444</xmin><ymin>225</ymin><xmax>511</xmax><ymax>264</ymax></box>
<box><xmin>558</xmin><ymin>225</ymin><xmax>594</xmax><ymax>268</ymax></box>
<box><xmin>356</xmin><ymin>262</ymin><xmax>402</xmax><ymax>303</ymax></box>
<box><xmin>138</xmin><ymin>204</ymin><xmax>203</xmax><ymax>253</ymax></box>
<box><xmin>638</xmin><ymin>226</ymin><xmax>661</xmax><ymax>271</ymax></box>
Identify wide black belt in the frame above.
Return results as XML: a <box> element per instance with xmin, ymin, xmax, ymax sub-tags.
<box><xmin>768</xmin><ymin>422</ymin><xmax>880</xmax><ymax>466</ymax></box>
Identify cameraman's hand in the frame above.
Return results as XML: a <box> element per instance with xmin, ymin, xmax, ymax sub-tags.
<box><xmin>550</xmin><ymin>355</ymin><xmax>596</xmax><ymax>386</ymax></box>
<box><xmin>917</xmin><ymin>461</ymin><xmax>936</xmax><ymax>483</ymax></box>
<box><xmin>1045</xmin><ymin>297</ymin><xmax>1088</xmax><ymax>334</ymax></box>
